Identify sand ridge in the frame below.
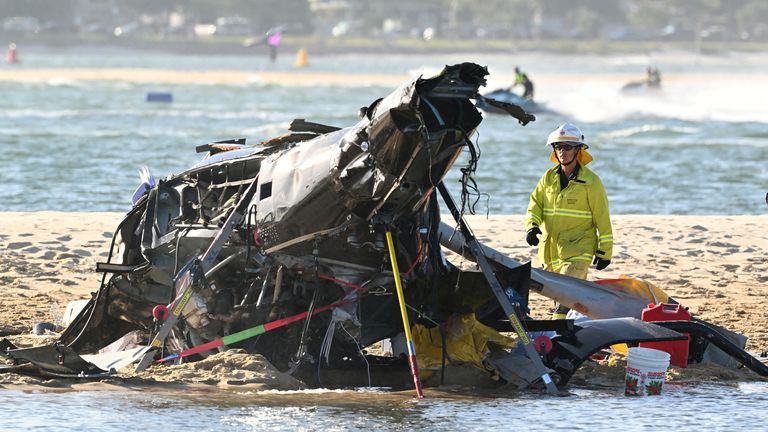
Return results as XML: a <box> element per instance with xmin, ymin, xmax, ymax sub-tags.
<box><xmin>0</xmin><ymin>68</ymin><xmax>410</xmax><ymax>86</ymax></box>
<box><xmin>1</xmin><ymin>68</ymin><xmax>766</xmax><ymax>87</ymax></box>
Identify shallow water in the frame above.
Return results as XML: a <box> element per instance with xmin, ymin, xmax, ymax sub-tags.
<box><xmin>1</xmin><ymin>49</ymin><xmax>767</xmax><ymax>214</ymax></box>
<box><xmin>3</xmin><ymin>382</ymin><xmax>767</xmax><ymax>431</ymax></box>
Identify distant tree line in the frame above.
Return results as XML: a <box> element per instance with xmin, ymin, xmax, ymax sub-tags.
<box><xmin>1</xmin><ymin>0</ymin><xmax>766</xmax><ymax>41</ymax></box>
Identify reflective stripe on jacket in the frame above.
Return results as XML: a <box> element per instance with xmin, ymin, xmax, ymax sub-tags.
<box><xmin>525</xmin><ymin>163</ymin><xmax>613</xmax><ymax>270</ymax></box>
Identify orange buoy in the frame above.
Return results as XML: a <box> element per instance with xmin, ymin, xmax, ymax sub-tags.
<box><xmin>295</xmin><ymin>48</ymin><xmax>308</xmax><ymax>68</ymax></box>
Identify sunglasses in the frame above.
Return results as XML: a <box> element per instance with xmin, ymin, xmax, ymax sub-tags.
<box><xmin>552</xmin><ymin>143</ymin><xmax>581</xmax><ymax>151</ymax></box>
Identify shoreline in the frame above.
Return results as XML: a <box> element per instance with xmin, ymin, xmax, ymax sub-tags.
<box><xmin>0</xmin><ymin>68</ymin><xmax>411</xmax><ymax>86</ymax></box>
<box><xmin>1</xmin><ymin>211</ymin><xmax>767</xmax><ymax>388</ymax></box>
<box><xmin>1</xmin><ymin>68</ymin><xmax>764</xmax><ymax>87</ymax></box>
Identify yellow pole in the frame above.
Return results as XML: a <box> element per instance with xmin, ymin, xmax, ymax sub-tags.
<box><xmin>385</xmin><ymin>230</ymin><xmax>424</xmax><ymax>399</ymax></box>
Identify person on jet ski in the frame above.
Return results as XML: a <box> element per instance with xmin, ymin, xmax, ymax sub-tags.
<box><xmin>514</xmin><ymin>66</ymin><xmax>535</xmax><ymax>100</ymax></box>
<box><xmin>646</xmin><ymin>67</ymin><xmax>661</xmax><ymax>87</ymax></box>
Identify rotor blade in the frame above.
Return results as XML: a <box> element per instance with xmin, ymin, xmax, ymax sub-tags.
<box><xmin>476</xmin><ymin>94</ymin><xmax>536</xmax><ymax>125</ymax></box>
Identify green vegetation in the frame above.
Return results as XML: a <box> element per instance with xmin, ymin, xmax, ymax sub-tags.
<box><xmin>2</xmin><ymin>0</ymin><xmax>768</xmax><ymax>44</ymax></box>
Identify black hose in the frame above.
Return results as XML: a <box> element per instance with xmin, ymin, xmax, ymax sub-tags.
<box><xmin>653</xmin><ymin>319</ymin><xmax>768</xmax><ymax>377</ymax></box>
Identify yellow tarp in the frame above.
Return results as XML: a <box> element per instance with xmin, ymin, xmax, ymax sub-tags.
<box><xmin>597</xmin><ymin>275</ymin><xmax>671</xmax><ymax>304</ymax></box>
<box><xmin>412</xmin><ymin>313</ymin><xmax>517</xmax><ymax>371</ymax></box>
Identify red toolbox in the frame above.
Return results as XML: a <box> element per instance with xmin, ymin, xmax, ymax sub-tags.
<box><xmin>639</xmin><ymin>303</ymin><xmax>691</xmax><ymax>368</ymax></box>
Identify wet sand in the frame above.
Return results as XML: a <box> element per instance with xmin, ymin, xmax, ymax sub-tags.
<box><xmin>1</xmin><ymin>212</ymin><xmax>767</xmax><ymax>389</ymax></box>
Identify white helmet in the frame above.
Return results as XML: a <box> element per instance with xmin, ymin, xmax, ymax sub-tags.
<box><xmin>546</xmin><ymin>122</ymin><xmax>593</xmax><ymax>165</ymax></box>
<box><xmin>546</xmin><ymin>122</ymin><xmax>587</xmax><ymax>147</ymax></box>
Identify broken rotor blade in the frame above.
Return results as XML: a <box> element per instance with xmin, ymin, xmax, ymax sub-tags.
<box><xmin>437</xmin><ymin>220</ymin><xmax>658</xmax><ymax>320</ymax></box>
<box><xmin>475</xmin><ymin>94</ymin><xmax>536</xmax><ymax>125</ymax></box>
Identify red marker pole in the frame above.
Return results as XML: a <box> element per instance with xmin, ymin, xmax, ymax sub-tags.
<box><xmin>385</xmin><ymin>230</ymin><xmax>424</xmax><ymax>399</ymax></box>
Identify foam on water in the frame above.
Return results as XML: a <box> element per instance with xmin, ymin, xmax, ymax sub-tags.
<box><xmin>602</xmin><ymin>124</ymin><xmax>700</xmax><ymax>139</ymax></box>
<box><xmin>539</xmin><ymin>75</ymin><xmax>768</xmax><ymax>123</ymax></box>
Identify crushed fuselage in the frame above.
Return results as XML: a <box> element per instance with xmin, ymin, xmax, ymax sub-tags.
<box><xmin>7</xmin><ymin>62</ymin><xmax>757</xmax><ymax>389</ymax></box>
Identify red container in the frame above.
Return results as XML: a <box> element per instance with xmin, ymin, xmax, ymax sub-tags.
<box><xmin>639</xmin><ymin>303</ymin><xmax>691</xmax><ymax>368</ymax></box>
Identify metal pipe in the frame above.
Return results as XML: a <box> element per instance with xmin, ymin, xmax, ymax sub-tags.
<box><xmin>255</xmin><ymin>267</ymin><xmax>273</xmax><ymax>307</ymax></box>
<box><xmin>204</xmin><ymin>249</ymin><xmax>245</xmax><ymax>280</ymax></box>
<box><xmin>272</xmin><ymin>265</ymin><xmax>284</xmax><ymax>304</ymax></box>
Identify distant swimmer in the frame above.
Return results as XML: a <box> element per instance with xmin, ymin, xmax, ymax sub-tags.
<box><xmin>6</xmin><ymin>43</ymin><xmax>18</xmax><ymax>64</ymax></box>
<box><xmin>266</xmin><ymin>29</ymin><xmax>282</xmax><ymax>62</ymax></box>
<box><xmin>514</xmin><ymin>66</ymin><xmax>535</xmax><ymax>100</ymax></box>
<box><xmin>243</xmin><ymin>26</ymin><xmax>285</xmax><ymax>63</ymax></box>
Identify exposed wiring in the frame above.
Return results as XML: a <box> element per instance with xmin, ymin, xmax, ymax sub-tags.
<box><xmin>459</xmin><ymin>130</ymin><xmax>483</xmax><ymax>215</ymax></box>
<box><xmin>341</xmin><ymin>322</ymin><xmax>371</xmax><ymax>388</ymax></box>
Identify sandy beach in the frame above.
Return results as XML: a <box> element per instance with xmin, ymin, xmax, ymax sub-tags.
<box><xmin>1</xmin><ymin>68</ymin><xmax>766</xmax><ymax>87</ymax></box>
<box><xmin>0</xmin><ymin>68</ymin><xmax>410</xmax><ymax>86</ymax></box>
<box><xmin>1</xmin><ymin>211</ymin><xmax>767</xmax><ymax>388</ymax></box>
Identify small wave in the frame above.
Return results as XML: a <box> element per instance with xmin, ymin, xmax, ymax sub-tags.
<box><xmin>209</xmin><ymin>110</ymin><xmax>292</xmax><ymax>121</ymax></box>
<box><xmin>3</xmin><ymin>109</ymin><xmax>82</xmax><ymax>119</ymax></box>
<box><xmin>241</xmin><ymin>123</ymin><xmax>291</xmax><ymax>136</ymax></box>
<box><xmin>602</xmin><ymin>124</ymin><xmax>699</xmax><ymax>139</ymax></box>
<box><xmin>143</xmin><ymin>109</ymin><xmax>287</xmax><ymax>122</ymax></box>
<box><xmin>243</xmin><ymin>76</ymin><xmax>345</xmax><ymax>89</ymax></box>
<box><xmin>45</xmin><ymin>77</ymin><xmax>84</xmax><ymax>87</ymax></box>
<box><xmin>284</xmin><ymin>81</ymin><xmax>389</xmax><ymax>89</ymax></box>
<box><xmin>407</xmin><ymin>66</ymin><xmax>443</xmax><ymax>79</ymax></box>
<box><xmin>255</xmin><ymin>388</ymin><xmax>380</xmax><ymax>395</ymax></box>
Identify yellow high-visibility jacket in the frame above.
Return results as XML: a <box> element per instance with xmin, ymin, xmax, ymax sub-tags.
<box><xmin>525</xmin><ymin>163</ymin><xmax>613</xmax><ymax>270</ymax></box>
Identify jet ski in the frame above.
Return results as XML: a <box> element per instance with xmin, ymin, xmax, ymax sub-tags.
<box><xmin>621</xmin><ymin>80</ymin><xmax>661</xmax><ymax>94</ymax></box>
<box><xmin>476</xmin><ymin>88</ymin><xmax>555</xmax><ymax>115</ymax></box>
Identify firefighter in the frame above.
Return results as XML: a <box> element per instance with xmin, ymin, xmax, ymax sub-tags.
<box><xmin>525</xmin><ymin>122</ymin><xmax>613</xmax><ymax>319</ymax></box>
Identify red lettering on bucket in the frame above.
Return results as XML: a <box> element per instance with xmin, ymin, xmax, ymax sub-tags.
<box><xmin>625</xmin><ymin>356</ymin><xmax>667</xmax><ymax>396</ymax></box>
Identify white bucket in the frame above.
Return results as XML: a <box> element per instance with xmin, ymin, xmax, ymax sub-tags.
<box><xmin>625</xmin><ymin>347</ymin><xmax>670</xmax><ymax>396</ymax></box>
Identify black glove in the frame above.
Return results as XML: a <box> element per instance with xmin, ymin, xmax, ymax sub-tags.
<box><xmin>593</xmin><ymin>256</ymin><xmax>611</xmax><ymax>270</ymax></box>
<box><xmin>526</xmin><ymin>227</ymin><xmax>542</xmax><ymax>246</ymax></box>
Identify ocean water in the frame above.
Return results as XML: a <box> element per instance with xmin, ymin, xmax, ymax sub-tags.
<box><xmin>1</xmin><ymin>48</ymin><xmax>767</xmax><ymax>215</ymax></box>
<box><xmin>2</xmin><ymin>382</ymin><xmax>767</xmax><ymax>432</ymax></box>
<box><xmin>1</xmin><ymin>47</ymin><xmax>768</xmax><ymax>428</ymax></box>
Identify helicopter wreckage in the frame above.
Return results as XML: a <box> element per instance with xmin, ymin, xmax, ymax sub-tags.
<box><xmin>2</xmin><ymin>63</ymin><xmax>766</xmax><ymax>393</ymax></box>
